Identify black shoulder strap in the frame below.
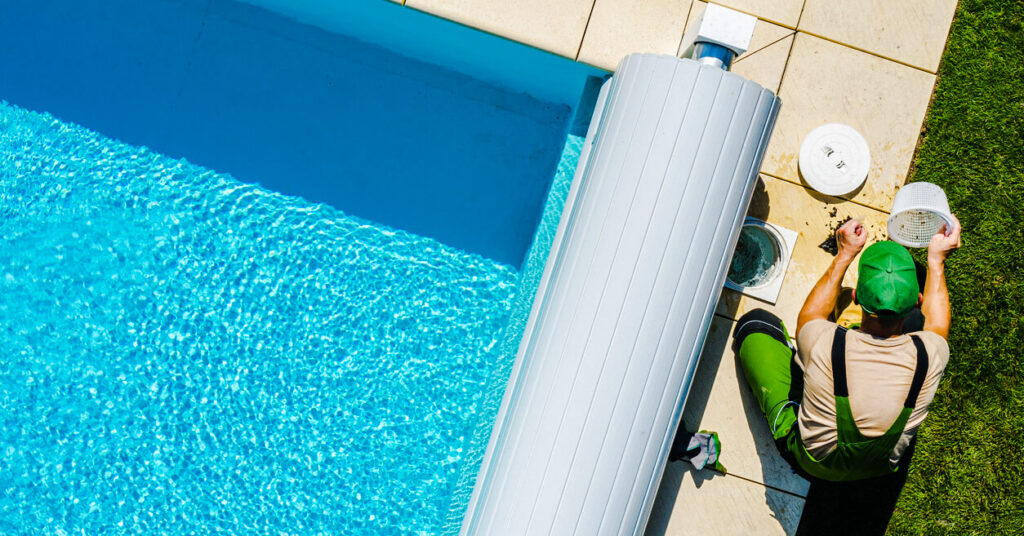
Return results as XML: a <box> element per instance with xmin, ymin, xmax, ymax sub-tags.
<box><xmin>905</xmin><ymin>335</ymin><xmax>931</xmax><ymax>409</ymax></box>
<box><xmin>830</xmin><ymin>326</ymin><xmax>849</xmax><ymax>397</ymax></box>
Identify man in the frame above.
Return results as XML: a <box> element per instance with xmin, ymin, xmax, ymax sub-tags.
<box><xmin>733</xmin><ymin>216</ymin><xmax>961</xmax><ymax>481</ymax></box>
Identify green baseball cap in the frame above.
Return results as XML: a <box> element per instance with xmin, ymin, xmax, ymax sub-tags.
<box><xmin>857</xmin><ymin>241</ymin><xmax>919</xmax><ymax>317</ymax></box>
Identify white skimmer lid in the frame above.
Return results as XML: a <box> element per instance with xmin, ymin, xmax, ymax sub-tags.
<box><xmin>798</xmin><ymin>123</ymin><xmax>871</xmax><ymax>196</ymax></box>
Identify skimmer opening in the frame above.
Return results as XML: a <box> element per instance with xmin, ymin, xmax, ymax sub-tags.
<box><xmin>727</xmin><ymin>223</ymin><xmax>785</xmax><ymax>289</ymax></box>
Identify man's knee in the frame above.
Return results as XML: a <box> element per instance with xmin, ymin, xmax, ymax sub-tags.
<box><xmin>733</xmin><ymin>308</ymin><xmax>790</xmax><ymax>352</ymax></box>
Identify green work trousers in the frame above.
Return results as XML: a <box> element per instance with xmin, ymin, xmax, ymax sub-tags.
<box><xmin>733</xmin><ymin>310</ymin><xmax>800</xmax><ymax>442</ymax></box>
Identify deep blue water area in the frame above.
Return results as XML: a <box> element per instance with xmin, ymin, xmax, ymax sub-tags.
<box><xmin>0</xmin><ymin>0</ymin><xmax>589</xmax><ymax>266</ymax></box>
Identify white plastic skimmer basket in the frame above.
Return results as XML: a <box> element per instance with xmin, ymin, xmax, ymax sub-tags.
<box><xmin>887</xmin><ymin>182</ymin><xmax>953</xmax><ymax>248</ymax></box>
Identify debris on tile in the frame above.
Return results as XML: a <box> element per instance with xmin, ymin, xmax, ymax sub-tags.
<box><xmin>818</xmin><ymin>215</ymin><xmax>852</xmax><ymax>256</ymax></box>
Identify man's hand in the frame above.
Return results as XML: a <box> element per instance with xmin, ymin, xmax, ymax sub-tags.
<box><xmin>836</xmin><ymin>218</ymin><xmax>868</xmax><ymax>261</ymax></box>
<box><xmin>797</xmin><ymin>218</ymin><xmax>866</xmax><ymax>337</ymax></box>
<box><xmin>927</xmin><ymin>214</ymin><xmax>961</xmax><ymax>265</ymax></box>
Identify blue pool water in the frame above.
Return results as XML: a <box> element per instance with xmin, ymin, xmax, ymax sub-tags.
<box><xmin>0</xmin><ymin>101</ymin><xmax>583</xmax><ymax>534</ymax></box>
<box><xmin>0</xmin><ymin>0</ymin><xmax>602</xmax><ymax>267</ymax></box>
<box><xmin>0</xmin><ymin>0</ymin><xmax>603</xmax><ymax>532</ymax></box>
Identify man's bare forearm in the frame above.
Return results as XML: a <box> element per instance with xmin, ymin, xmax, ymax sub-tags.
<box><xmin>921</xmin><ymin>215</ymin><xmax>960</xmax><ymax>339</ymax></box>
<box><xmin>797</xmin><ymin>253</ymin><xmax>855</xmax><ymax>337</ymax></box>
<box><xmin>921</xmin><ymin>257</ymin><xmax>951</xmax><ymax>338</ymax></box>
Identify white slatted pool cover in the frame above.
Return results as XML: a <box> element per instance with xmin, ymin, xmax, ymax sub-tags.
<box><xmin>461</xmin><ymin>54</ymin><xmax>781</xmax><ymax>536</ymax></box>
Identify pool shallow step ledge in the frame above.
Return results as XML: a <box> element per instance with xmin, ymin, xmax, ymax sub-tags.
<box><xmin>460</xmin><ymin>42</ymin><xmax>782</xmax><ymax>535</ymax></box>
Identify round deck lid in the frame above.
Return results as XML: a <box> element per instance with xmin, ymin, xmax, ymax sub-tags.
<box><xmin>798</xmin><ymin>123</ymin><xmax>870</xmax><ymax>196</ymax></box>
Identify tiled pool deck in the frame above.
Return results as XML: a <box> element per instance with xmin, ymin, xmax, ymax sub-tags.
<box><xmin>392</xmin><ymin>0</ymin><xmax>957</xmax><ymax>533</ymax></box>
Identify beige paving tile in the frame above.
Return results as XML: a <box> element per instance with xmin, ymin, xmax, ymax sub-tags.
<box><xmin>709</xmin><ymin>0</ymin><xmax>804</xmax><ymax>28</ymax></box>
<box><xmin>683</xmin><ymin>2</ymin><xmax>794</xmax><ymax>92</ymax></box>
<box><xmin>731</xmin><ymin>32</ymin><xmax>793</xmax><ymax>93</ymax></box>
<box><xmin>405</xmin><ymin>0</ymin><xmax>593</xmax><ymax>59</ymax></box>
<box><xmin>760</xmin><ymin>34</ymin><xmax>936</xmax><ymax>212</ymax></box>
<box><xmin>647</xmin><ymin>465</ymin><xmax>803</xmax><ymax>535</ymax></box>
<box><xmin>799</xmin><ymin>0</ymin><xmax>958</xmax><ymax>73</ymax></box>
<box><xmin>578</xmin><ymin>0</ymin><xmax>692</xmax><ymax>71</ymax></box>
<box><xmin>682</xmin><ymin>315</ymin><xmax>811</xmax><ymax>496</ymax></box>
<box><xmin>716</xmin><ymin>175</ymin><xmax>891</xmax><ymax>327</ymax></box>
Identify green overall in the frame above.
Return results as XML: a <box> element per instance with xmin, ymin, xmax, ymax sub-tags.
<box><xmin>738</xmin><ymin>324</ymin><xmax>929</xmax><ymax>482</ymax></box>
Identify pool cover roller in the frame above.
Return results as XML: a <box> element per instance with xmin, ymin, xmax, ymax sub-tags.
<box><xmin>460</xmin><ymin>54</ymin><xmax>781</xmax><ymax>535</ymax></box>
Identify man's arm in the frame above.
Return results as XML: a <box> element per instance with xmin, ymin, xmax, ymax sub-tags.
<box><xmin>921</xmin><ymin>215</ymin><xmax>961</xmax><ymax>339</ymax></box>
<box><xmin>796</xmin><ymin>219</ymin><xmax>867</xmax><ymax>338</ymax></box>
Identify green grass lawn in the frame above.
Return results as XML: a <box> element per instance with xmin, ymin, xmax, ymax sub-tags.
<box><xmin>890</xmin><ymin>0</ymin><xmax>1024</xmax><ymax>533</ymax></box>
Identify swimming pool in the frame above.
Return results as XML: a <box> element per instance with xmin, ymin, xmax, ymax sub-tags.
<box><xmin>0</xmin><ymin>0</ymin><xmax>602</xmax><ymax>533</ymax></box>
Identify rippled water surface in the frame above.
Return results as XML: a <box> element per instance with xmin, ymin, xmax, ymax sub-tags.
<box><xmin>0</xmin><ymin>102</ymin><xmax>522</xmax><ymax>534</ymax></box>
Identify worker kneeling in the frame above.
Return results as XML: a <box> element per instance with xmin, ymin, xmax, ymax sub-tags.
<box><xmin>735</xmin><ymin>217</ymin><xmax>960</xmax><ymax>481</ymax></box>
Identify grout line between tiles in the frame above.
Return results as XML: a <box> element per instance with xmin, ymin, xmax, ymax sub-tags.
<box><xmin>713</xmin><ymin>311</ymin><xmax>738</xmax><ymax>323</ymax></box>
<box><xmin>768</xmin><ymin>0</ymin><xmax>806</xmax><ymax>94</ymax></box>
<box><xmin>795</xmin><ymin>0</ymin><xmax>807</xmax><ymax>28</ymax></box>
<box><xmin>759</xmin><ymin>171</ymin><xmax>894</xmax><ymax>215</ymax></box>
<box><xmin>773</xmin><ymin>31</ymin><xmax>800</xmax><ymax>101</ymax></box>
<box><xmin>671</xmin><ymin>0</ymin><xmax>700</xmax><ymax>60</ymax></box>
<box><xmin>574</xmin><ymin>0</ymin><xmax>599</xmax><ymax>61</ymax></box>
<box><xmin>796</xmin><ymin>30</ymin><xmax>938</xmax><ymax>74</ymax></box>
<box><xmin>732</xmin><ymin>31</ymin><xmax>796</xmax><ymax>65</ymax></box>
